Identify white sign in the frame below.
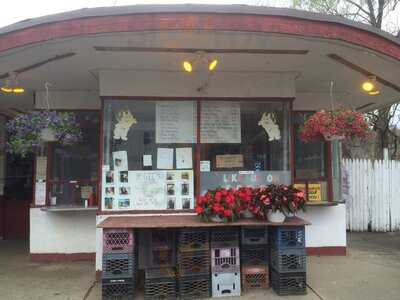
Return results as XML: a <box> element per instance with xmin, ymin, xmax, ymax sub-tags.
<box><xmin>156</xmin><ymin>101</ymin><xmax>196</xmax><ymax>143</ymax></box>
<box><xmin>113</xmin><ymin>151</ymin><xmax>128</xmax><ymax>171</ymax></box>
<box><xmin>35</xmin><ymin>181</ymin><xmax>46</xmax><ymax>206</ymax></box>
<box><xmin>143</xmin><ymin>155</ymin><xmax>152</xmax><ymax>167</ymax></box>
<box><xmin>157</xmin><ymin>148</ymin><xmax>174</xmax><ymax>170</ymax></box>
<box><xmin>200</xmin><ymin>161</ymin><xmax>211</xmax><ymax>172</ymax></box>
<box><xmin>176</xmin><ymin>147</ymin><xmax>193</xmax><ymax>169</ymax></box>
<box><xmin>201</xmin><ymin>102</ymin><xmax>241</xmax><ymax>143</ymax></box>
<box><xmin>130</xmin><ymin>171</ymin><xmax>167</xmax><ymax>209</ymax></box>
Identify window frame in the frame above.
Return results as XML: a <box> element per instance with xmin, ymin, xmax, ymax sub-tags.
<box><xmin>45</xmin><ymin>109</ymin><xmax>101</xmax><ymax>207</ymax></box>
<box><xmin>99</xmin><ymin>97</ymin><xmax>295</xmax><ymax>214</ymax></box>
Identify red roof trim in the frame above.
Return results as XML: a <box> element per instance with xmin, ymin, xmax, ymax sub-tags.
<box><xmin>0</xmin><ymin>13</ymin><xmax>399</xmax><ymax>60</ymax></box>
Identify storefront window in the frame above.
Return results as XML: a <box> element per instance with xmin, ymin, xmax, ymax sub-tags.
<box><xmin>293</xmin><ymin>112</ymin><xmax>329</xmax><ymax>202</ymax></box>
<box><xmin>102</xmin><ymin>99</ymin><xmax>291</xmax><ymax>212</ymax></box>
<box><xmin>49</xmin><ymin>111</ymin><xmax>99</xmax><ymax>207</ymax></box>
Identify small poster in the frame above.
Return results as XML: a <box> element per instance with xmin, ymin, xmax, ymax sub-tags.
<box><xmin>200</xmin><ymin>161</ymin><xmax>211</xmax><ymax>172</ymax></box>
<box><xmin>113</xmin><ymin>151</ymin><xmax>128</xmax><ymax>171</ymax></box>
<box><xmin>81</xmin><ymin>185</ymin><xmax>93</xmax><ymax>199</ymax></box>
<box><xmin>156</xmin><ymin>101</ymin><xmax>196</xmax><ymax>143</ymax></box>
<box><xmin>143</xmin><ymin>155</ymin><xmax>152</xmax><ymax>167</ymax></box>
<box><xmin>308</xmin><ymin>183</ymin><xmax>322</xmax><ymax>202</ymax></box>
<box><xmin>35</xmin><ymin>181</ymin><xmax>46</xmax><ymax>206</ymax></box>
<box><xmin>201</xmin><ymin>102</ymin><xmax>241</xmax><ymax>143</ymax></box>
<box><xmin>176</xmin><ymin>147</ymin><xmax>193</xmax><ymax>169</ymax></box>
<box><xmin>216</xmin><ymin>154</ymin><xmax>244</xmax><ymax>169</ymax></box>
<box><xmin>157</xmin><ymin>148</ymin><xmax>174</xmax><ymax>170</ymax></box>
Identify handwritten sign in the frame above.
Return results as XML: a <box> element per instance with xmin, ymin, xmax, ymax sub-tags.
<box><xmin>156</xmin><ymin>101</ymin><xmax>196</xmax><ymax>143</ymax></box>
<box><xmin>201</xmin><ymin>102</ymin><xmax>241</xmax><ymax>143</ymax></box>
<box><xmin>130</xmin><ymin>171</ymin><xmax>167</xmax><ymax>209</ymax></box>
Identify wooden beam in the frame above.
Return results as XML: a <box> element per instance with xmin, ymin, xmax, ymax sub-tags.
<box><xmin>327</xmin><ymin>53</ymin><xmax>400</xmax><ymax>93</ymax></box>
<box><xmin>94</xmin><ymin>46</ymin><xmax>308</xmax><ymax>55</ymax></box>
<box><xmin>0</xmin><ymin>52</ymin><xmax>76</xmax><ymax>80</ymax></box>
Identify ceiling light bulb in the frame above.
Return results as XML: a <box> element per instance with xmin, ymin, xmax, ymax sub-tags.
<box><xmin>1</xmin><ymin>87</ymin><xmax>13</xmax><ymax>93</ymax></box>
<box><xmin>208</xmin><ymin>59</ymin><xmax>218</xmax><ymax>71</ymax></box>
<box><xmin>368</xmin><ymin>90</ymin><xmax>380</xmax><ymax>96</ymax></box>
<box><xmin>362</xmin><ymin>81</ymin><xmax>374</xmax><ymax>92</ymax></box>
<box><xmin>183</xmin><ymin>61</ymin><xmax>193</xmax><ymax>72</ymax></box>
<box><xmin>12</xmin><ymin>87</ymin><xmax>25</xmax><ymax>94</ymax></box>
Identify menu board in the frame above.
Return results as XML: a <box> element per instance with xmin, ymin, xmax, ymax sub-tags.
<box><xmin>156</xmin><ymin>101</ymin><xmax>196</xmax><ymax>143</ymax></box>
<box><xmin>201</xmin><ymin>102</ymin><xmax>241</xmax><ymax>143</ymax></box>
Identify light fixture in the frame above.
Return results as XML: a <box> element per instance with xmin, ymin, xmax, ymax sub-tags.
<box><xmin>362</xmin><ymin>76</ymin><xmax>380</xmax><ymax>96</ymax></box>
<box><xmin>182</xmin><ymin>52</ymin><xmax>219</xmax><ymax>73</ymax></box>
<box><xmin>183</xmin><ymin>61</ymin><xmax>193</xmax><ymax>73</ymax></box>
<box><xmin>0</xmin><ymin>72</ymin><xmax>25</xmax><ymax>94</ymax></box>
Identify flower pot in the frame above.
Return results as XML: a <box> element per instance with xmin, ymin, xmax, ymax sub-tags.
<box><xmin>210</xmin><ymin>215</ymin><xmax>224</xmax><ymax>223</ymax></box>
<box><xmin>323</xmin><ymin>133</ymin><xmax>344</xmax><ymax>141</ymax></box>
<box><xmin>40</xmin><ymin>128</ymin><xmax>57</xmax><ymax>142</ymax></box>
<box><xmin>267</xmin><ymin>210</ymin><xmax>286</xmax><ymax>223</ymax></box>
<box><xmin>241</xmin><ymin>209</ymin><xmax>254</xmax><ymax>219</ymax></box>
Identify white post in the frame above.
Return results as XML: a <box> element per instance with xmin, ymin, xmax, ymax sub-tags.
<box><xmin>383</xmin><ymin>148</ymin><xmax>389</xmax><ymax>161</ymax></box>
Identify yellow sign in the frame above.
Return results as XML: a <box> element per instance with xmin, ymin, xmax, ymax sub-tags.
<box><xmin>294</xmin><ymin>183</ymin><xmax>322</xmax><ymax>202</ymax></box>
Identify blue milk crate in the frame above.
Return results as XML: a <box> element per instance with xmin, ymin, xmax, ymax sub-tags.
<box><xmin>269</xmin><ymin>226</ymin><xmax>305</xmax><ymax>249</ymax></box>
<box><xmin>241</xmin><ymin>226</ymin><xmax>268</xmax><ymax>245</ymax></box>
<box><xmin>102</xmin><ymin>278</ymin><xmax>135</xmax><ymax>300</ymax></box>
<box><xmin>270</xmin><ymin>247</ymin><xmax>306</xmax><ymax>273</ymax></box>
<box><xmin>271</xmin><ymin>269</ymin><xmax>307</xmax><ymax>296</ymax></box>
<box><xmin>102</xmin><ymin>253</ymin><xmax>135</xmax><ymax>279</ymax></box>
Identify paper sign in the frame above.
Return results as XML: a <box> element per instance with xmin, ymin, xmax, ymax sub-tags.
<box><xmin>216</xmin><ymin>154</ymin><xmax>244</xmax><ymax>169</ymax></box>
<box><xmin>36</xmin><ymin>156</ymin><xmax>47</xmax><ymax>180</ymax></box>
<box><xmin>143</xmin><ymin>155</ymin><xmax>152</xmax><ymax>167</ymax></box>
<box><xmin>81</xmin><ymin>185</ymin><xmax>93</xmax><ymax>199</ymax></box>
<box><xmin>130</xmin><ymin>171</ymin><xmax>167</xmax><ymax>209</ymax></box>
<box><xmin>156</xmin><ymin>101</ymin><xmax>196</xmax><ymax>143</ymax></box>
<box><xmin>176</xmin><ymin>148</ymin><xmax>193</xmax><ymax>169</ymax></box>
<box><xmin>35</xmin><ymin>181</ymin><xmax>46</xmax><ymax>206</ymax></box>
<box><xmin>157</xmin><ymin>148</ymin><xmax>174</xmax><ymax>169</ymax></box>
<box><xmin>200</xmin><ymin>161</ymin><xmax>211</xmax><ymax>172</ymax></box>
<box><xmin>308</xmin><ymin>183</ymin><xmax>322</xmax><ymax>202</ymax></box>
<box><xmin>201</xmin><ymin>102</ymin><xmax>241</xmax><ymax>143</ymax></box>
<box><xmin>113</xmin><ymin>151</ymin><xmax>128</xmax><ymax>171</ymax></box>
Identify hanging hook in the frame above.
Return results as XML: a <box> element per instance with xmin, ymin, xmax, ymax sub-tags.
<box><xmin>329</xmin><ymin>80</ymin><xmax>335</xmax><ymax>111</ymax></box>
<box><xmin>44</xmin><ymin>81</ymin><xmax>52</xmax><ymax>111</ymax></box>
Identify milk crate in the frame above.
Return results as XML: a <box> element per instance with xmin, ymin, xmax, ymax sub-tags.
<box><xmin>151</xmin><ymin>229</ymin><xmax>176</xmax><ymax>251</ymax></box>
<box><xmin>211</xmin><ymin>247</ymin><xmax>240</xmax><ymax>273</ymax></box>
<box><xmin>151</xmin><ymin>248</ymin><xmax>175</xmax><ymax>267</ymax></box>
<box><xmin>144</xmin><ymin>268</ymin><xmax>177</xmax><ymax>300</ymax></box>
<box><xmin>241</xmin><ymin>244</ymin><xmax>268</xmax><ymax>266</ymax></box>
<box><xmin>269</xmin><ymin>226</ymin><xmax>305</xmax><ymax>249</ymax></box>
<box><xmin>270</xmin><ymin>247</ymin><xmax>306</xmax><ymax>273</ymax></box>
<box><xmin>212</xmin><ymin>271</ymin><xmax>241</xmax><ymax>297</ymax></box>
<box><xmin>103</xmin><ymin>228</ymin><xmax>134</xmax><ymax>253</ymax></box>
<box><xmin>241</xmin><ymin>227</ymin><xmax>268</xmax><ymax>245</ymax></box>
<box><xmin>178</xmin><ymin>229</ymin><xmax>210</xmax><ymax>252</ymax></box>
<box><xmin>139</xmin><ymin>229</ymin><xmax>176</xmax><ymax>268</ymax></box>
<box><xmin>241</xmin><ymin>265</ymin><xmax>269</xmax><ymax>292</ymax></box>
<box><xmin>177</xmin><ymin>250</ymin><xmax>210</xmax><ymax>276</ymax></box>
<box><xmin>178</xmin><ymin>274</ymin><xmax>211</xmax><ymax>299</ymax></box>
<box><xmin>271</xmin><ymin>269</ymin><xmax>307</xmax><ymax>296</ymax></box>
<box><xmin>211</xmin><ymin>228</ymin><xmax>239</xmax><ymax>248</ymax></box>
<box><xmin>102</xmin><ymin>253</ymin><xmax>135</xmax><ymax>279</ymax></box>
<box><xmin>102</xmin><ymin>278</ymin><xmax>134</xmax><ymax>300</ymax></box>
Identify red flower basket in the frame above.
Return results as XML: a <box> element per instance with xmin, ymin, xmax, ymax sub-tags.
<box><xmin>300</xmin><ymin>108</ymin><xmax>372</xmax><ymax>143</ymax></box>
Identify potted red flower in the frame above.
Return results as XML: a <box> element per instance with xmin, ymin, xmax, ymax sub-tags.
<box><xmin>235</xmin><ymin>187</ymin><xmax>255</xmax><ymax>218</ymax></box>
<box><xmin>300</xmin><ymin>108</ymin><xmax>371</xmax><ymax>142</ymax></box>
<box><xmin>249</xmin><ymin>184</ymin><xmax>306</xmax><ymax>223</ymax></box>
<box><xmin>195</xmin><ymin>188</ymin><xmax>242</xmax><ymax>222</ymax></box>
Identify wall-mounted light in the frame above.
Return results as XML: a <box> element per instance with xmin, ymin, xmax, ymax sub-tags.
<box><xmin>362</xmin><ymin>76</ymin><xmax>380</xmax><ymax>96</ymax></box>
<box><xmin>182</xmin><ymin>51</ymin><xmax>219</xmax><ymax>73</ymax></box>
<box><xmin>1</xmin><ymin>72</ymin><xmax>25</xmax><ymax>94</ymax></box>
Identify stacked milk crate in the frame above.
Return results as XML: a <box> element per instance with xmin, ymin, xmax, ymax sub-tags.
<box><xmin>102</xmin><ymin>228</ymin><xmax>136</xmax><ymax>300</ymax></box>
<box><xmin>211</xmin><ymin>228</ymin><xmax>241</xmax><ymax>297</ymax></box>
<box><xmin>240</xmin><ymin>226</ymin><xmax>270</xmax><ymax>292</ymax></box>
<box><xmin>176</xmin><ymin>228</ymin><xmax>211</xmax><ymax>299</ymax></box>
<box><xmin>270</xmin><ymin>226</ymin><xmax>307</xmax><ymax>296</ymax></box>
<box><xmin>144</xmin><ymin>229</ymin><xmax>177</xmax><ymax>300</ymax></box>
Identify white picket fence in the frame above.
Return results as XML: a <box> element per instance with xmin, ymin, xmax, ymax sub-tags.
<box><xmin>343</xmin><ymin>157</ymin><xmax>400</xmax><ymax>232</ymax></box>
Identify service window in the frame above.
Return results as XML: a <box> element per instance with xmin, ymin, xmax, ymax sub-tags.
<box><xmin>199</xmin><ymin>101</ymin><xmax>291</xmax><ymax>193</ymax></box>
<box><xmin>293</xmin><ymin>112</ymin><xmax>329</xmax><ymax>202</ymax></box>
<box><xmin>102</xmin><ymin>100</ymin><xmax>197</xmax><ymax>211</ymax></box>
<box><xmin>48</xmin><ymin>111</ymin><xmax>100</xmax><ymax>207</ymax></box>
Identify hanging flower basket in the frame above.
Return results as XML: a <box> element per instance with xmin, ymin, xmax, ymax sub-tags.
<box><xmin>6</xmin><ymin>110</ymin><xmax>82</xmax><ymax>157</ymax></box>
<box><xmin>300</xmin><ymin>108</ymin><xmax>372</xmax><ymax>143</ymax></box>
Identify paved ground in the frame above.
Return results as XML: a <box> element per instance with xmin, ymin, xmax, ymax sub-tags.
<box><xmin>1</xmin><ymin>232</ymin><xmax>400</xmax><ymax>300</ymax></box>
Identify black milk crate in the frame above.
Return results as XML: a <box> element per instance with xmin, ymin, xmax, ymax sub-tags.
<box><xmin>269</xmin><ymin>226</ymin><xmax>305</xmax><ymax>249</ymax></box>
<box><xmin>241</xmin><ymin>226</ymin><xmax>268</xmax><ymax>245</ymax></box>
<box><xmin>271</xmin><ymin>269</ymin><xmax>307</xmax><ymax>296</ymax></box>
<box><xmin>103</xmin><ymin>228</ymin><xmax>134</xmax><ymax>253</ymax></box>
<box><xmin>177</xmin><ymin>250</ymin><xmax>210</xmax><ymax>276</ymax></box>
<box><xmin>102</xmin><ymin>278</ymin><xmax>134</xmax><ymax>300</ymax></box>
<box><xmin>178</xmin><ymin>274</ymin><xmax>211</xmax><ymax>299</ymax></box>
<box><xmin>270</xmin><ymin>247</ymin><xmax>306</xmax><ymax>273</ymax></box>
<box><xmin>151</xmin><ymin>229</ymin><xmax>176</xmax><ymax>251</ymax></box>
<box><xmin>144</xmin><ymin>268</ymin><xmax>177</xmax><ymax>300</ymax></box>
<box><xmin>178</xmin><ymin>228</ymin><xmax>210</xmax><ymax>252</ymax></box>
<box><xmin>211</xmin><ymin>227</ymin><xmax>239</xmax><ymax>248</ymax></box>
<box><xmin>152</xmin><ymin>248</ymin><xmax>175</xmax><ymax>267</ymax></box>
<box><xmin>241</xmin><ymin>244</ymin><xmax>269</xmax><ymax>266</ymax></box>
<box><xmin>211</xmin><ymin>247</ymin><xmax>240</xmax><ymax>273</ymax></box>
<box><xmin>102</xmin><ymin>253</ymin><xmax>135</xmax><ymax>279</ymax></box>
